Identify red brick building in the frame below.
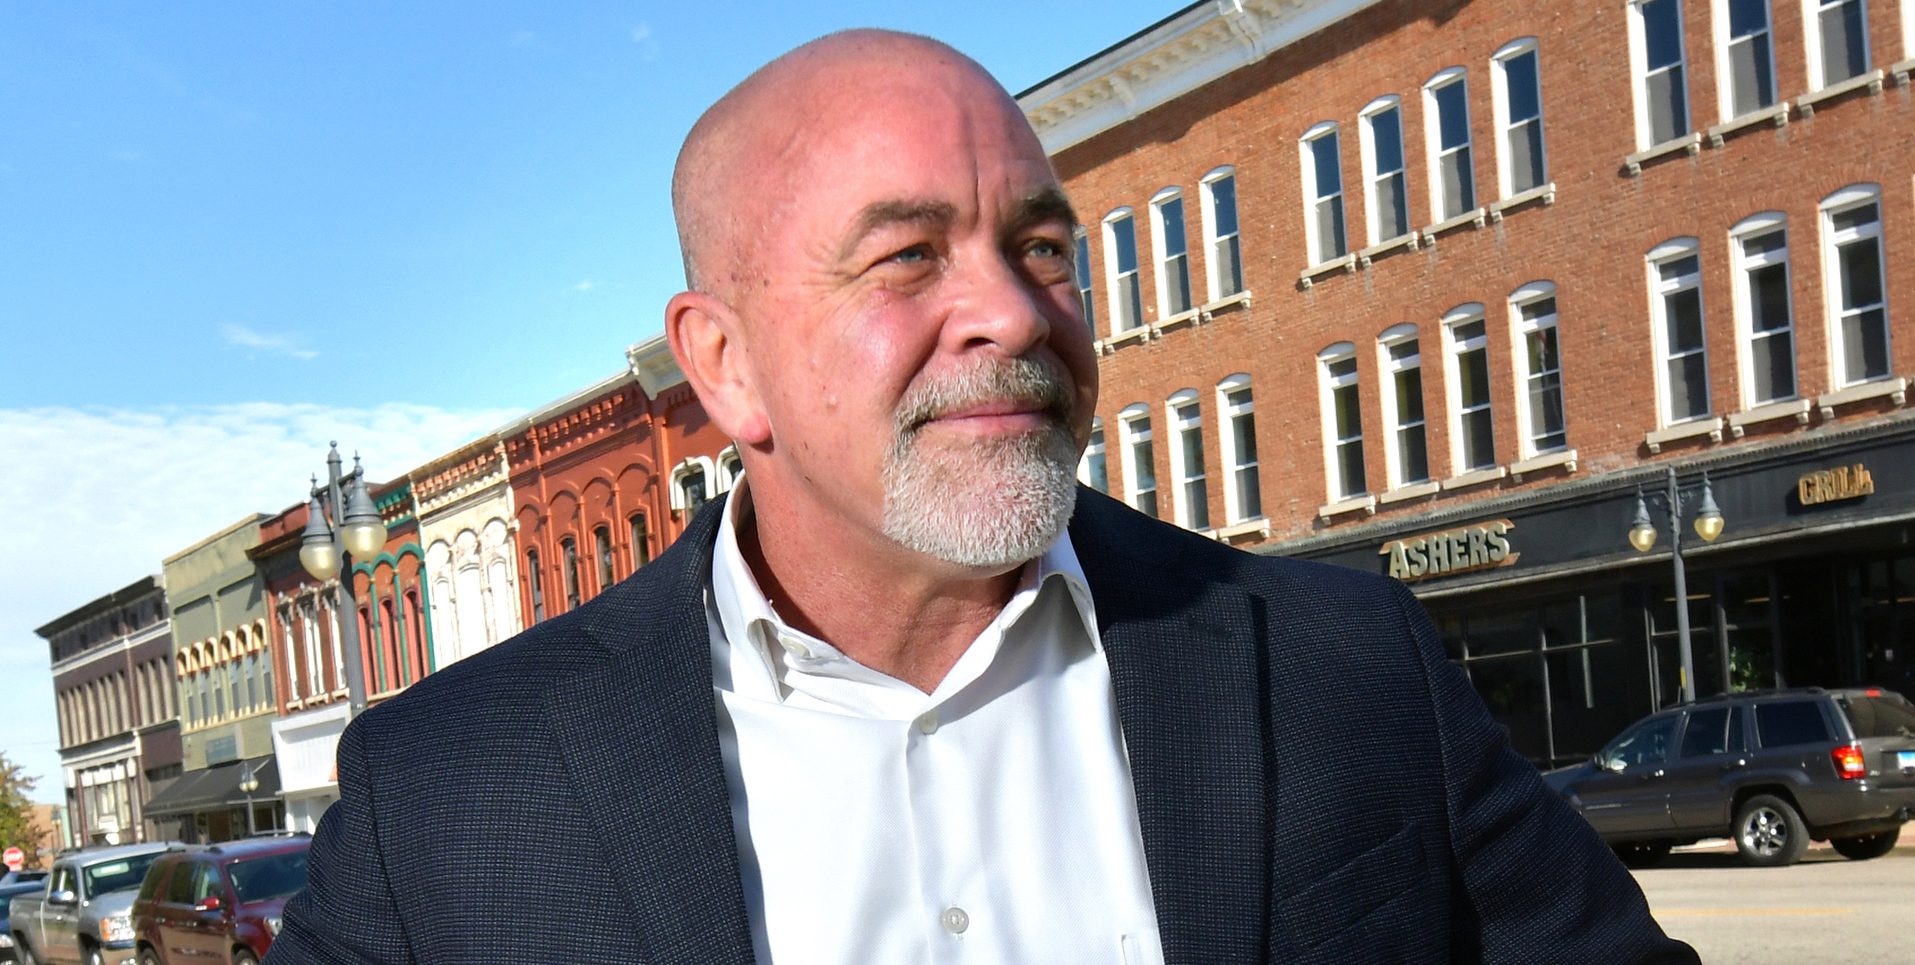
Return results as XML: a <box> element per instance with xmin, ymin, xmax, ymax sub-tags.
<box><xmin>504</xmin><ymin>335</ymin><xmax>738</xmax><ymax>629</ymax></box>
<box><xmin>1021</xmin><ymin>0</ymin><xmax>1915</xmax><ymax>763</ymax></box>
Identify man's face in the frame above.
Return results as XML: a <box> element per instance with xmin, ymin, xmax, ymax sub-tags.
<box><xmin>735</xmin><ymin>61</ymin><xmax>1098</xmax><ymax>570</ymax></box>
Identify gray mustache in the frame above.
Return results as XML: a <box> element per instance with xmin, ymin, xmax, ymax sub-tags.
<box><xmin>895</xmin><ymin>359</ymin><xmax>1074</xmax><ymax>434</ymax></box>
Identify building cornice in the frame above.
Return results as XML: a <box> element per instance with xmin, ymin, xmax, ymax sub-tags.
<box><xmin>1016</xmin><ymin>0</ymin><xmax>1385</xmax><ymax>156</ymax></box>
<box><xmin>51</xmin><ymin>621</ymin><xmax>172</xmax><ymax>677</ymax></box>
<box><xmin>626</xmin><ymin>334</ymin><xmax>686</xmax><ymax>399</ymax></box>
<box><xmin>34</xmin><ymin>575</ymin><xmax>165</xmax><ymax>639</ymax></box>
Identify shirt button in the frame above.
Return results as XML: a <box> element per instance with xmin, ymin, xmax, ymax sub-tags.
<box><xmin>940</xmin><ymin>906</ymin><xmax>969</xmax><ymax>935</ymax></box>
<box><xmin>779</xmin><ymin>636</ymin><xmax>811</xmax><ymax>660</ymax></box>
<box><xmin>915</xmin><ymin>712</ymin><xmax>939</xmax><ymax>735</ymax></box>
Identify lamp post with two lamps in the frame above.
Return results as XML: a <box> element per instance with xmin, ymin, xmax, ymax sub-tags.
<box><xmin>239</xmin><ymin>762</ymin><xmax>259</xmax><ymax>835</ymax></box>
<box><xmin>295</xmin><ymin>443</ymin><xmax>389</xmax><ymax>720</ymax></box>
<box><xmin>1628</xmin><ymin>465</ymin><xmax>1727</xmax><ymax>705</ymax></box>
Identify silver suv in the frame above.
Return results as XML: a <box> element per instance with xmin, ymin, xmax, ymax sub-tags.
<box><xmin>1542</xmin><ymin>687</ymin><xmax>1915</xmax><ymax>867</ymax></box>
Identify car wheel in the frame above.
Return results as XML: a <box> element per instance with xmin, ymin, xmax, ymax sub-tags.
<box><xmin>141</xmin><ymin>946</ymin><xmax>164</xmax><ymax>965</ymax></box>
<box><xmin>233</xmin><ymin>950</ymin><xmax>259</xmax><ymax>965</ymax></box>
<box><xmin>1614</xmin><ymin>840</ymin><xmax>1673</xmax><ymax>868</ymax></box>
<box><xmin>1734</xmin><ymin>793</ymin><xmax>1809</xmax><ymax>867</ymax></box>
<box><xmin>87</xmin><ymin>946</ymin><xmax>105</xmax><ymax>965</ymax></box>
<box><xmin>16</xmin><ymin>937</ymin><xmax>40</xmax><ymax>965</ymax></box>
<box><xmin>1830</xmin><ymin>826</ymin><xmax>1901</xmax><ymax>860</ymax></box>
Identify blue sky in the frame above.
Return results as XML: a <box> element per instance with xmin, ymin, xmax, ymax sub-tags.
<box><xmin>0</xmin><ymin>2</ymin><xmax>1180</xmax><ymax>803</ymax></box>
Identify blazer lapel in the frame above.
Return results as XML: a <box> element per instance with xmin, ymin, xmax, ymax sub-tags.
<box><xmin>1072</xmin><ymin>490</ymin><xmax>1270</xmax><ymax>965</ymax></box>
<box><xmin>549</xmin><ymin>498</ymin><xmax>757</xmax><ymax>965</ymax></box>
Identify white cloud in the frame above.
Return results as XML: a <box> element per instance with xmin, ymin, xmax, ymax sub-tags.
<box><xmin>509</xmin><ymin>29</ymin><xmax>539</xmax><ymax>48</ymax></box>
<box><xmin>0</xmin><ymin>402</ymin><xmax>518</xmax><ymax>801</ymax></box>
<box><xmin>573</xmin><ymin>279</ymin><xmax>595</xmax><ymax>292</ymax></box>
<box><xmin>222</xmin><ymin>323</ymin><xmax>319</xmax><ymax>361</ymax></box>
<box><xmin>631</xmin><ymin>23</ymin><xmax>659</xmax><ymax>60</ymax></box>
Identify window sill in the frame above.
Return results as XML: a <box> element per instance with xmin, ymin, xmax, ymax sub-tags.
<box><xmin>1420</xmin><ymin>207</ymin><xmax>1487</xmax><ymax>242</ymax></box>
<box><xmin>1816</xmin><ymin>376</ymin><xmax>1909</xmax><ymax>419</ymax></box>
<box><xmin>1488</xmin><ymin>182</ymin><xmax>1556</xmax><ymax>221</ymax></box>
<box><xmin>1298</xmin><ymin>254</ymin><xmax>1356</xmax><ymax>290</ymax></box>
<box><xmin>1377</xmin><ymin>481</ymin><xmax>1440</xmax><ymax>504</ymax></box>
<box><xmin>1726</xmin><ymin>398</ymin><xmax>1811</xmax><ymax>437</ymax></box>
<box><xmin>1706</xmin><ymin>102</ymin><xmax>1790</xmax><ymax>148</ymax></box>
<box><xmin>1508</xmin><ymin>448</ymin><xmax>1577</xmax><ymax>480</ymax></box>
<box><xmin>1644</xmin><ymin>417</ymin><xmax>1724</xmax><ymax>453</ymax></box>
<box><xmin>1625</xmin><ymin>133</ymin><xmax>1702</xmax><ymax>177</ymax></box>
<box><xmin>1094</xmin><ymin>323</ymin><xmax>1151</xmax><ymax>356</ymax></box>
<box><xmin>1212</xmin><ymin>518</ymin><xmax>1270</xmax><ymax>542</ymax></box>
<box><xmin>1441</xmin><ymin>466</ymin><xmax>1508</xmax><ymax>491</ymax></box>
<box><xmin>1357</xmin><ymin>232</ymin><xmax>1419</xmax><ymax>268</ymax></box>
<box><xmin>1796</xmin><ymin>69</ymin><xmax>1886</xmax><ymax>117</ymax></box>
<box><xmin>1317</xmin><ymin>494</ymin><xmax>1377</xmax><ymax>519</ymax></box>
<box><xmin>1895</xmin><ymin>59</ymin><xmax>1915</xmax><ymax>87</ymax></box>
<box><xmin>1153</xmin><ymin>308</ymin><xmax>1202</xmax><ymax>337</ymax></box>
<box><xmin>1198</xmin><ymin>289</ymin><xmax>1253</xmax><ymax>320</ymax></box>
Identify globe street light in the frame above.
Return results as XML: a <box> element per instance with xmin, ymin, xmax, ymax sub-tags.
<box><xmin>239</xmin><ymin>762</ymin><xmax>260</xmax><ymax>836</ymax></box>
<box><xmin>1628</xmin><ymin>466</ymin><xmax>1726</xmax><ymax>704</ymax></box>
<box><xmin>297</xmin><ymin>443</ymin><xmax>387</xmax><ymax>719</ymax></box>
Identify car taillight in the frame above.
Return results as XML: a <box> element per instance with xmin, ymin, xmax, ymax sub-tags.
<box><xmin>1832</xmin><ymin>743</ymin><xmax>1867</xmax><ymax>780</ymax></box>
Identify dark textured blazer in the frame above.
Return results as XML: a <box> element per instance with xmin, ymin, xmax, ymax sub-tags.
<box><xmin>269</xmin><ymin>488</ymin><xmax>1696</xmax><ymax>964</ymax></box>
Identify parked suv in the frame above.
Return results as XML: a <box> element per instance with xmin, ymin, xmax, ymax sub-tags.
<box><xmin>1543</xmin><ymin>687</ymin><xmax>1915</xmax><ymax>867</ymax></box>
<box><xmin>130</xmin><ymin>836</ymin><xmax>309</xmax><ymax>965</ymax></box>
<box><xmin>7</xmin><ymin>843</ymin><xmax>175</xmax><ymax>965</ymax></box>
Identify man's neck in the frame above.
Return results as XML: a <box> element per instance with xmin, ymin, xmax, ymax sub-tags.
<box><xmin>734</xmin><ymin>488</ymin><xmax>1025</xmax><ymax>694</ymax></box>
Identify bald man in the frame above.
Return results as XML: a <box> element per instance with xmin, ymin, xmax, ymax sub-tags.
<box><xmin>270</xmin><ymin>31</ymin><xmax>1695</xmax><ymax>965</ymax></box>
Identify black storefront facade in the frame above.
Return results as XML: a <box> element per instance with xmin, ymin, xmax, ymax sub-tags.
<box><xmin>1283</xmin><ymin>417</ymin><xmax>1915</xmax><ymax>770</ymax></box>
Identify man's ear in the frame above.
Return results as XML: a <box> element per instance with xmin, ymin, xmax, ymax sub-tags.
<box><xmin>665</xmin><ymin>290</ymin><xmax>772</xmax><ymax>446</ymax></box>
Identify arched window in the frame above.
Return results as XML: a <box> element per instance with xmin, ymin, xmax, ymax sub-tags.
<box><xmin>1510</xmin><ymin>282</ymin><xmax>1567</xmax><ymax>455</ymax></box>
<box><xmin>1103</xmin><ymin>207</ymin><xmax>1144</xmax><ymax>335</ymax></box>
<box><xmin>1377</xmin><ymin>323</ymin><xmax>1430</xmax><ymax>489</ymax></box>
<box><xmin>628</xmin><ymin>514</ymin><xmax>650</xmax><ymax>571</ymax></box>
<box><xmin>405</xmin><ymin>589</ymin><xmax>426</xmax><ymax>680</ymax></box>
<box><xmin>1442</xmin><ymin>303</ymin><xmax>1497</xmax><ymax>472</ymax></box>
<box><xmin>594</xmin><ymin>525</ymin><xmax>615</xmax><ymax>594</ymax></box>
<box><xmin>1729</xmin><ymin>212</ymin><xmax>1796</xmax><ymax>407</ymax></box>
<box><xmin>1201</xmin><ymin>166</ymin><xmax>1243</xmax><ymax>300</ymax></box>
<box><xmin>1299</xmin><ymin>123</ymin><xmax>1347</xmax><ymax>264</ymax></box>
<box><xmin>1422</xmin><ymin>67</ymin><xmax>1475</xmax><ymax>223</ymax></box>
<box><xmin>1359</xmin><ymin>96</ymin><xmax>1411</xmax><ymax>245</ymax></box>
<box><xmin>1119</xmin><ymin>403</ymin><xmax>1157</xmax><ymax>518</ymax></box>
<box><xmin>1820</xmin><ymin>184</ymin><xmax>1889</xmax><ymax>387</ymax></box>
<box><xmin>1165</xmin><ymin>389</ymin><xmax>1209</xmax><ymax>530</ymax></box>
<box><xmin>1078</xmin><ymin>418</ymin><xmax>1108</xmax><ymax>494</ymax></box>
<box><xmin>1150</xmin><ymin>187</ymin><xmax>1193</xmax><ymax>318</ymax></box>
<box><xmin>1647</xmin><ymin>238</ymin><xmax>1710</xmax><ymax>425</ymax></box>
<box><xmin>561</xmin><ymin>537</ymin><xmax>582</xmax><ymax>610</ymax></box>
<box><xmin>525</xmin><ymin>548</ymin><xmax>545</xmax><ymax>623</ymax></box>
<box><xmin>1318</xmin><ymin>342</ymin><xmax>1366</xmax><ymax>500</ymax></box>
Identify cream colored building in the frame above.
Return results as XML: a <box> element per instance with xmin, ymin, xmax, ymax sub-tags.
<box><xmin>414</xmin><ymin>439</ymin><xmax>521</xmax><ymax>669</ymax></box>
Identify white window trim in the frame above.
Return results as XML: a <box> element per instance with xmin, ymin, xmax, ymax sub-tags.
<box><xmin>670</xmin><ymin>456</ymin><xmax>716</xmax><ymax>512</ymax></box>
<box><xmin>1510</xmin><ymin>282</ymin><xmax>1568</xmax><ymax>457</ymax></box>
<box><xmin>1377</xmin><ymin>323</ymin><xmax>1428</xmax><ymax>489</ymax></box>
<box><xmin>1318</xmin><ymin>342</ymin><xmax>1366</xmax><ymax>500</ymax></box>
<box><xmin>1490</xmin><ymin>39</ymin><xmax>1547</xmax><ymax>200</ymax></box>
<box><xmin>1820</xmin><ymin>184</ymin><xmax>1891</xmax><ymax>387</ymax></box>
<box><xmin>1629</xmin><ymin>0</ymin><xmax>1693</xmax><ymax>150</ymax></box>
<box><xmin>1421</xmin><ymin>68</ymin><xmax>1475</xmax><ymax>225</ymax></box>
<box><xmin>1648</xmin><ymin>238</ymin><xmax>1712</xmax><ymax>426</ymax></box>
<box><xmin>1728</xmin><ymin>212</ymin><xmax>1799</xmax><ymax>409</ymax></box>
<box><xmin>1442</xmin><ymin>303</ymin><xmax>1496</xmax><ymax>474</ymax></box>
<box><xmin>1712</xmin><ymin>0</ymin><xmax>1779</xmax><ymax>121</ymax></box>
<box><xmin>1150</xmin><ymin>187</ymin><xmax>1194</xmax><ymax>321</ymax></box>
<box><xmin>1802</xmin><ymin>0</ymin><xmax>1872</xmax><ymax>91</ymax></box>
<box><xmin>1906</xmin><ymin>0</ymin><xmax>1914</xmax><ymax>61</ymax></box>
<box><xmin>1215</xmin><ymin>374</ymin><xmax>1261</xmax><ymax>524</ymax></box>
<box><xmin>715</xmin><ymin>446</ymin><xmax>744</xmax><ymax>493</ymax></box>
<box><xmin>1103</xmin><ymin>208</ymin><xmax>1142</xmax><ymax>337</ymax></box>
<box><xmin>1078</xmin><ymin>417</ymin><xmax>1107</xmax><ymax>491</ymax></box>
<box><xmin>1072</xmin><ymin>226</ymin><xmax>1096</xmax><ymax>330</ymax></box>
<box><xmin>1118</xmin><ymin>403</ymin><xmax>1156</xmax><ymax>514</ymax></box>
<box><xmin>1200</xmin><ymin>166</ymin><xmax>1242</xmax><ymax>302</ymax></box>
<box><xmin>1299</xmin><ymin>121</ymin><xmax>1345</xmax><ymax>266</ymax></box>
<box><xmin>1359</xmin><ymin>96</ymin><xmax>1409</xmax><ymax>247</ymax></box>
<box><xmin>1165</xmin><ymin>389</ymin><xmax>1208</xmax><ymax>530</ymax></box>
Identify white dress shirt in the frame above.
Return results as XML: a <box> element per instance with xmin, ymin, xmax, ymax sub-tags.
<box><xmin>707</xmin><ymin>485</ymin><xmax>1165</xmax><ymax>964</ymax></box>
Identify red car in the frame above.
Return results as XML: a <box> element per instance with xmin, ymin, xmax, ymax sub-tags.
<box><xmin>129</xmin><ymin>836</ymin><xmax>310</xmax><ymax>965</ymax></box>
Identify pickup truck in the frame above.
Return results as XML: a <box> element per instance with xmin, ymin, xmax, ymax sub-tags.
<box><xmin>7</xmin><ymin>845</ymin><xmax>173</xmax><ymax>965</ymax></box>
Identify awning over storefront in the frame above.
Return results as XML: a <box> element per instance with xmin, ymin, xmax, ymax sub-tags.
<box><xmin>142</xmin><ymin>757</ymin><xmax>280</xmax><ymax>816</ymax></box>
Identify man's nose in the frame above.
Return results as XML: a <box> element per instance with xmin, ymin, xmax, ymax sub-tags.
<box><xmin>941</xmin><ymin>250</ymin><xmax>1057</xmax><ymax>357</ymax></box>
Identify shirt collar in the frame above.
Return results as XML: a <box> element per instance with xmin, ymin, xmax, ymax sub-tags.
<box><xmin>708</xmin><ymin>478</ymin><xmax>1102</xmax><ymax>703</ymax></box>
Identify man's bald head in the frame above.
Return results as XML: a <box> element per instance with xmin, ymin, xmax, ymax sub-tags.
<box><xmin>670</xmin><ymin>29</ymin><xmax>1026</xmax><ymax>299</ymax></box>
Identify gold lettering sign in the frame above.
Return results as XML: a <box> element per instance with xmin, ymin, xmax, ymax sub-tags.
<box><xmin>1797</xmin><ymin>463</ymin><xmax>1874</xmax><ymax>507</ymax></box>
<box><xmin>1380</xmin><ymin>519</ymin><xmax>1519</xmax><ymax>583</ymax></box>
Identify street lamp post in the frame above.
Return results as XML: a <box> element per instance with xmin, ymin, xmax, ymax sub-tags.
<box><xmin>296</xmin><ymin>443</ymin><xmax>388</xmax><ymax>720</ymax></box>
<box><xmin>1628</xmin><ymin>465</ymin><xmax>1727</xmax><ymax>705</ymax></box>
<box><xmin>238</xmin><ymin>762</ymin><xmax>259</xmax><ymax>836</ymax></box>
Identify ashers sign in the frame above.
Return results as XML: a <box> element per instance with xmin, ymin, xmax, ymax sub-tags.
<box><xmin>1797</xmin><ymin>463</ymin><xmax>1874</xmax><ymax>507</ymax></box>
<box><xmin>1380</xmin><ymin>519</ymin><xmax>1519</xmax><ymax>582</ymax></box>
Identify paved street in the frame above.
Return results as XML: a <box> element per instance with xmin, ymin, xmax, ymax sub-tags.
<box><xmin>1633</xmin><ymin>840</ymin><xmax>1915</xmax><ymax>963</ymax></box>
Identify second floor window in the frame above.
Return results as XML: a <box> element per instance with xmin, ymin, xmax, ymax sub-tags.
<box><xmin>1493</xmin><ymin>41</ymin><xmax>1548</xmax><ymax>196</ymax></box>
<box><xmin>595</xmin><ymin>525</ymin><xmax>615</xmax><ymax>594</ymax></box>
<box><xmin>1823</xmin><ymin>186</ymin><xmax>1890</xmax><ymax>386</ymax></box>
<box><xmin>1380</xmin><ymin>328</ymin><xmax>1431</xmax><ymax>487</ymax></box>
<box><xmin>1080</xmin><ymin>419</ymin><xmax>1108</xmax><ymax>494</ymax></box>
<box><xmin>1301</xmin><ymin>125</ymin><xmax>1347</xmax><ymax>264</ymax></box>
<box><xmin>1152</xmin><ymin>190</ymin><xmax>1193</xmax><ymax>317</ymax></box>
<box><xmin>1425</xmin><ymin>70</ymin><xmax>1476</xmax><ymax>220</ymax></box>
<box><xmin>1651</xmin><ymin>242</ymin><xmax>1711</xmax><ymax>423</ymax></box>
<box><xmin>1203</xmin><ymin>169</ymin><xmax>1244</xmax><ymax>299</ymax></box>
<box><xmin>527</xmin><ymin>548</ymin><xmax>544</xmax><ymax>623</ymax></box>
<box><xmin>1807</xmin><ymin>0</ymin><xmax>1870</xmax><ymax>89</ymax></box>
<box><xmin>1219</xmin><ymin>376</ymin><xmax>1261</xmax><ymax>522</ymax></box>
<box><xmin>561</xmin><ymin>537</ymin><xmax>582</xmax><ymax>610</ymax></box>
<box><xmin>1105</xmin><ymin>210</ymin><xmax>1144</xmax><ymax>334</ymax></box>
<box><xmin>1120</xmin><ymin>405</ymin><xmax>1158</xmax><ymax>518</ymax></box>
<box><xmin>1446</xmin><ymin>308</ymin><xmax>1498</xmax><ymax>472</ymax></box>
<box><xmin>1514</xmin><ymin>286</ymin><xmax>1568</xmax><ymax>454</ymax></box>
<box><xmin>1732</xmin><ymin>216</ymin><xmax>1797</xmax><ymax>405</ymax></box>
<box><xmin>1361</xmin><ymin>98</ymin><xmax>1411</xmax><ymax>244</ymax></box>
<box><xmin>1633</xmin><ymin>0</ymin><xmax>1690</xmax><ymax>147</ymax></box>
<box><xmin>1073</xmin><ymin>227</ymin><xmax>1096</xmax><ymax>329</ymax></box>
<box><xmin>1168</xmin><ymin>392</ymin><xmax>1209</xmax><ymax>530</ymax></box>
<box><xmin>1320</xmin><ymin>345</ymin><xmax>1366</xmax><ymax>500</ymax></box>
<box><xmin>629</xmin><ymin>513</ymin><xmax>651</xmax><ymax>569</ymax></box>
<box><xmin>1719</xmin><ymin>0</ymin><xmax>1777</xmax><ymax>118</ymax></box>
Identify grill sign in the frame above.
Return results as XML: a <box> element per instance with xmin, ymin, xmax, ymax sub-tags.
<box><xmin>1381</xmin><ymin>519</ymin><xmax>1518</xmax><ymax>582</ymax></box>
<box><xmin>1797</xmin><ymin>463</ymin><xmax>1874</xmax><ymax>507</ymax></box>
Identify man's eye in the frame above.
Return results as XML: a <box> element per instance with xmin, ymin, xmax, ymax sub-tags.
<box><xmin>887</xmin><ymin>244</ymin><xmax>933</xmax><ymax>265</ymax></box>
<box><xmin>1027</xmin><ymin>239</ymin><xmax>1066</xmax><ymax>260</ymax></box>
